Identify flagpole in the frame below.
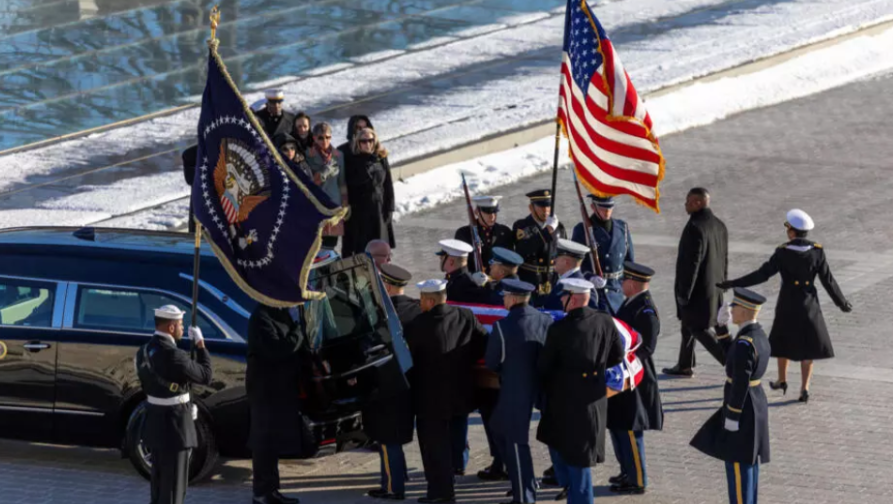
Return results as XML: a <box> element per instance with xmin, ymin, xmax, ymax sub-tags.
<box><xmin>548</xmin><ymin>122</ymin><xmax>560</xmax><ymax>216</ymax></box>
<box><xmin>190</xmin><ymin>222</ymin><xmax>202</xmax><ymax>358</ymax></box>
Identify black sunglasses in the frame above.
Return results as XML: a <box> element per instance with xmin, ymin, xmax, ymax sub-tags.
<box><xmin>358</xmin><ymin>138</ymin><xmax>374</xmax><ymax>144</ymax></box>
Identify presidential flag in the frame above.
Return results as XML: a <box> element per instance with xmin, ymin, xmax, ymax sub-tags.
<box><xmin>558</xmin><ymin>0</ymin><xmax>665</xmax><ymax>212</ymax></box>
<box><xmin>192</xmin><ymin>44</ymin><xmax>346</xmax><ymax>306</ymax></box>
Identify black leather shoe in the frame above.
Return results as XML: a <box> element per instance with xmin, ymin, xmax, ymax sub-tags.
<box><xmin>368</xmin><ymin>489</ymin><xmax>406</xmax><ymax>500</ymax></box>
<box><xmin>609</xmin><ymin>473</ymin><xmax>627</xmax><ymax>485</ymax></box>
<box><xmin>799</xmin><ymin>389</ymin><xmax>810</xmax><ymax>403</ymax></box>
<box><xmin>554</xmin><ymin>487</ymin><xmax>569</xmax><ymax>501</ymax></box>
<box><xmin>477</xmin><ymin>464</ymin><xmax>510</xmax><ymax>481</ymax></box>
<box><xmin>453</xmin><ymin>469</ymin><xmax>465</xmax><ymax>476</ymax></box>
<box><xmin>662</xmin><ymin>365</ymin><xmax>694</xmax><ymax>377</ymax></box>
<box><xmin>769</xmin><ymin>380</ymin><xmax>788</xmax><ymax>395</ymax></box>
<box><xmin>418</xmin><ymin>497</ymin><xmax>455</xmax><ymax>503</ymax></box>
<box><xmin>610</xmin><ymin>482</ymin><xmax>646</xmax><ymax>495</ymax></box>
<box><xmin>253</xmin><ymin>491</ymin><xmax>300</xmax><ymax>504</ymax></box>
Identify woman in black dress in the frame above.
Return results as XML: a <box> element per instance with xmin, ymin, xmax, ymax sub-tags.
<box><xmin>719</xmin><ymin>209</ymin><xmax>852</xmax><ymax>402</ymax></box>
<box><xmin>341</xmin><ymin>127</ymin><xmax>395</xmax><ymax>258</ymax></box>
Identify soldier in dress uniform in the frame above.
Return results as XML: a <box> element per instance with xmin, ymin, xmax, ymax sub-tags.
<box><xmin>481</xmin><ymin>247</ymin><xmax>524</xmax><ymax>306</ymax></box>
<box><xmin>537</xmin><ymin>278</ymin><xmax>626</xmax><ymax>504</ymax></box>
<box><xmin>691</xmin><ymin>288</ymin><xmax>771</xmax><ymax>504</ymax></box>
<box><xmin>718</xmin><ymin>209</ymin><xmax>852</xmax><ymax>403</ymax></box>
<box><xmin>571</xmin><ymin>195</ymin><xmax>634</xmax><ymax>314</ymax></box>
<box><xmin>405</xmin><ymin>279</ymin><xmax>488</xmax><ymax>503</ymax></box>
<box><xmin>437</xmin><ymin>238</ymin><xmax>490</xmax><ymax>305</ymax></box>
<box><xmin>255</xmin><ymin>89</ymin><xmax>296</xmax><ymax>140</ymax></box>
<box><xmin>541</xmin><ymin>239</ymin><xmax>602</xmax><ymax>311</ymax></box>
<box><xmin>135</xmin><ymin>305</ymin><xmax>212</xmax><ymax>504</ymax></box>
<box><xmin>364</xmin><ymin>264</ymin><xmax>419</xmax><ymax>501</ymax></box>
<box><xmin>607</xmin><ymin>262</ymin><xmax>664</xmax><ymax>495</ymax></box>
<box><xmin>485</xmin><ymin>279</ymin><xmax>553</xmax><ymax>504</ymax></box>
<box><xmin>455</xmin><ymin>195</ymin><xmax>514</xmax><ymax>274</ymax></box>
<box><xmin>512</xmin><ymin>189</ymin><xmax>566</xmax><ymax>295</ymax></box>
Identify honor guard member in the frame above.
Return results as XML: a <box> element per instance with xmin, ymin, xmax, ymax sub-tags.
<box><xmin>455</xmin><ymin>195</ymin><xmax>514</xmax><ymax>274</ymax></box>
<box><xmin>541</xmin><ymin>239</ymin><xmax>602</xmax><ymax>311</ymax></box>
<box><xmin>405</xmin><ymin>279</ymin><xmax>488</xmax><ymax>503</ymax></box>
<box><xmin>365</xmin><ymin>263</ymin><xmax>418</xmax><ymax>501</ymax></box>
<box><xmin>571</xmin><ymin>195</ymin><xmax>633</xmax><ymax>314</ymax></box>
<box><xmin>690</xmin><ymin>288</ymin><xmax>771</xmax><ymax>504</ymax></box>
<box><xmin>513</xmin><ymin>189</ymin><xmax>566</xmax><ymax>295</ymax></box>
<box><xmin>607</xmin><ymin>262</ymin><xmax>664</xmax><ymax>495</ymax></box>
<box><xmin>255</xmin><ymin>89</ymin><xmax>296</xmax><ymax>140</ymax></box>
<box><xmin>438</xmin><ymin>238</ymin><xmax>491</xmax><ymax>305</ymax></box>
<box><xmin>718</xmin><ymin>209</ymin><xmax>852</xmax><ymax>402</ymax></box>
<box><xmin>482</xmin><ymin>247</ymin><xmax>524</xmax><ymax>306</ymax></box>
<box><xmin>136</xmin><ymin>305</ymin><xmax>212</xmax><ymax>504</ymax></box>
<box><xmin>537</xmin><ymin>278</ymin><xmax>625</xmax><ymax>504</ymax></box>
<box><xmin>485</xmin><ymin>279</ymin><xmax>553</xmax><ymax>504</ymax></box>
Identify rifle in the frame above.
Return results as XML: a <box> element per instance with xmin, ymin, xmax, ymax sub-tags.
<box><xmin>460</xmin><ymin>173</ymin><xmax>485</xmax><ymax>273</ymax></box>
<box><xmin>573</xmin><ymin>171</ymin><xmax>604</xmax><ymax>277</ymax></box>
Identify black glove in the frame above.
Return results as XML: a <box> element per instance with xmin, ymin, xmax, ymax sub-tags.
<box><xmin>716</xmin><ymin>281</ymin><xmax>732</xmax><ymax>290</ymax></box>
<box><xmin>841</xmin><ymin>301</ymin><xmax>853</xmax><ymax>313</ymax></box>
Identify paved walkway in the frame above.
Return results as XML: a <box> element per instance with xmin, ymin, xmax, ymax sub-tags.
<box><xmin>1</xmin><ymin>72</ymin><xmax>892</xmax><ymax>503</ymax></box>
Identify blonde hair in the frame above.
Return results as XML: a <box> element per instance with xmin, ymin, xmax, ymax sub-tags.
<box><xmin>352</xmin><ymin>127</ymin><xmax>388</xmax><ymax>158</ymax></box>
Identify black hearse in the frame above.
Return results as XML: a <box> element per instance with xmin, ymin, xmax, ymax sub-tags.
<box><xmin>0</xmin><ymin>227</ymin><xmax>410</xmax><ymax>481</ymax></box>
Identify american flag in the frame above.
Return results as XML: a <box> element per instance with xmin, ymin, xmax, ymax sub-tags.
<box><xmin>558</xmin><ymin>0</ymin><xmax>665</xmax><ymax>212</ymax></box>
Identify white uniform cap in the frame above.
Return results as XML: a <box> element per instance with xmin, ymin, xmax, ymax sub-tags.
<box><xmin>155</xmin><ymin>305</ymin><xmax>186</xmax><ymax>320</ymax></box>
<box><xmin>786</xmin><ymin>209</ymin><xmax>814</xmax><ymax>231</ymax></box>
<box><xmin>472</xmin><ymin>195</ymin><xmax>502</xmax><ymax>208</ymax></box>
<box><xmin>265</xmin><ymin>88</ymin><xmax>285</xmax><ymax>101</ymax></box>
<box><xmin>557</xmin><ymin>238</ymin><xmax>590</xmax><ymax>258</ymax></box>
<box><xmin>558</xmin><ymin>278</ymin><xmax>595</xmax><ymax>294</ymax></box>
<box><xmin>437</xmin><ymin>239</ymin><xmax>474</xmax><ymax>257</ymax></box>
<box><xmin>417</xmin><ymin>279</ymin><xmax>448</xmax><ymax>293</ymax></box>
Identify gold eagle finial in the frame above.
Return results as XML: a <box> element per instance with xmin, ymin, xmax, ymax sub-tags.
<box><xmin>209</xmin><ymin>5</ymin><xmax>221</xmax><ymax>40</ymax></box>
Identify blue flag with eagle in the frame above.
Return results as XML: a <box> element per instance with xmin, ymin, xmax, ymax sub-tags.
<box><xmin>191</xmin><ymin>46</ymin><xmax>346</xmax><ymax>306</ymax></box>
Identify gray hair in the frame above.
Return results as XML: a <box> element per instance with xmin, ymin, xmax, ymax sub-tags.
<box><xmin>364</xmin><ymin>239</ymin><xmax>390</xmax><ymax>254</ymax></box>
<box><xmin>312</xmin><ymin>122</ymin><xmax>332</xmax><ymax>137</ymax></box>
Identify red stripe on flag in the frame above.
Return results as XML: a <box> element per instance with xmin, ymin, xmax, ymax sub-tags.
<box><xmin>623</xmin><ymin>71</ymin><xmax>638</xmax><ymax>118</ymax></box>
<box><xmin>561</xmin><ymin>65</ymin><xmax>649</xmax><ymax>139</ymax></box>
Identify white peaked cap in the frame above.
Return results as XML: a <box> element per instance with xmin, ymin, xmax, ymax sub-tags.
<box><xmin>558</xmin><ymin>278</ymin><xmax>595</xmax><ymax>294</ymax></box>
<box><xmin>265</xmin><ymin>88</ymin><xmax>285</xmax><ymax>100</ymax></box>
<box><xmin>437</xmin><ymin>239</ymin><xmax>474</xmax><ymax>257</ymax></box>
<box><xmin>786</xmin><ymin>209</ymin><xmax>815</xmax><ymax>231</ymax></box>
<box><xmin>472</xmin><ymin>195</ymin><xmax>502</xmax><ymax>208</ymax></box>
<box><xmin>557</xmin><ymin>238</ymin><xmax>590</xmax><ymax>256</ymax></box>
<box><xmin>417</xmin><ymin>279</ymin><xmax>448</xmax><ymax>293</ymax></box>
<box><xmin>155</xmin><ymin>305</ymin><xmax>186</xmax><ymax>320</ymax></box>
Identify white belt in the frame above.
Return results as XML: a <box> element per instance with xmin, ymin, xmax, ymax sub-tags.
<box><xmin>604</xmin><ymin>271</ymin><xmax>623</xmax><ymax>280</ymax></box>
<box><xmin>147</xmin><ymin>393</ymin><xmax>190</xmax><ymax>406</ymax></box>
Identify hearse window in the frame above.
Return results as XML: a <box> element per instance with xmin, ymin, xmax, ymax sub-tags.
<box><xmin>0</xmin><ymin>279</ymin><xmax>55</xmax><ymax>327</ymax></box>
<box><xmin>74</xmin><ymin>286</ymin><xmax>223</xmax><ymax>339</ymax></box>
<box><xmin>304</xmin><ymin>265</ymin><xmax>382</xmax><ymax>348</ymax></box>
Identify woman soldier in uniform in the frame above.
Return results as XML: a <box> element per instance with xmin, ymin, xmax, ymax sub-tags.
<box><xmin>719</xmin><ymin>209</ymin><xmax>853</xmax><ymax>403</ymax></box>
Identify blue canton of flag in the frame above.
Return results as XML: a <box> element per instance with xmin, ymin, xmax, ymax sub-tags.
<box><xmin>565</xmin><ymin>3</ymin><xmax>604</xmax><ymax>98</ymax></box>
<box><xmin>191</xmin><ymin>47</ymin><xmax>346</xmax><ymax>306</ymax></box>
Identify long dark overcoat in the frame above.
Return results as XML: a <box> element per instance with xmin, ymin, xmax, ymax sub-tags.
<box><xmin>675</xmin><ymin>207</ymin><xmax>728</xmax><ymax>329</ymax></box>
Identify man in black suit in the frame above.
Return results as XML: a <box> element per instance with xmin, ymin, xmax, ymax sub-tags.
<box><xmin>135</xmin><ymin>305</ymin><xmax>213</xmax><ymax>504</ymax></box>
<box><xmin>405</xmin><ymin>279</ymin><xmax>488</xmax><ymax>503</ymax></box>
<box><xmin>665</xmin><ymin>187</ymin><xmax>729</xmax><ymax>377</ymax></box>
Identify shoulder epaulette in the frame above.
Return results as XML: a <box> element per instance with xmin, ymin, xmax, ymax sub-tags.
<box><xmin>814</xmin><ymin>243</ymin><xmax>822</xmax><ymax>249</ymax></box>
<box><xmin>737</xmin><ymin>335</ymin><xmax>758</xmax><ymax>358</ymax></box>
<box><xmin>777</xmin><ymin>243</ymin><xmax>787</xmax><ymax>249</ymax></box>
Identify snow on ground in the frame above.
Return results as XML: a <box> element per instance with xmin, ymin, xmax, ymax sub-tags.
<box><xmin>2</xmin><ymin>0</ymin><xmax>893</xmax><ymax>229</ymax></box>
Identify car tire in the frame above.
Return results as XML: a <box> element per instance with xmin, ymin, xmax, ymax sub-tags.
<box><xmin>124</xmin><ymin>400</ymin><xmax>219</xmax><ymax>483</ymax></box>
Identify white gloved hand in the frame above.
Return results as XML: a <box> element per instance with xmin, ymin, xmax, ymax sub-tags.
<box><xmin>471</xmin><ymin>272</ymin><xmax>489</xmax><ymax>287</ymax></box>
<box><xmin>545</xmin><ymin>215</ymin><xmax>559</xmax><ymax>231</ymax></box>
<box><xmin>188</xmin><ymin>326</ymin><xmax>204</xmax><ymax>344</ymax></box>
<box><xmin>591</xmin><ymin>275</ymin><xmax>607</xmax><ymax>289</ymax></box>
<box><xmin>191</xmin><ymin>404</ymin><xmax>199</xmax><ymax>421</ymax></box>
<box><xmin>724</xmin><ymin>418</ymin><xmax>739</xmax><ymax>432</ymax></box>
<box><xmin>716</xmin><ymin>302</ymin><xmax>733</xmax><ymax>327</ymax></box>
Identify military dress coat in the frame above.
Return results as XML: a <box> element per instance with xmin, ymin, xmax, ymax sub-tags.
<box><xmin>690</xmin><ymin>322</ymin><xmax>771</xmax><ymax>465</ymax></box>
<box><xmin>255</xmin><ymin>108</ymin><xmax>295</xmax><ymax>140</ymax></box>
<box><xmin>724</xmin><ymin>239</ymin><xmax>848</xmax><ymax>361</ymax></box>
<box><xmin>361</xmin><ymin>295</ymin><xmax>421</xmax><ymax>446</ymax></box>
<box><xmin>484</xmin><ymin>304</ymin><xmax>553</xmax><ymax>442</ymax></box>
<box><xmin>675</xmin><ymin>208</ymin><xmax>729</xmax><ymax>329</ymax></box>
<box><xmin>608</xmin><ymin>292</ymin><xmax>663</xmax><ymax>432</ymax></box>
<box><xmin>571</xmin><ymin>217</ymin><xmax>634</xmax><ymax>313</ymax></box>
<box><xmin>404</xmin><ymin>304</ymin><xmax>488</xmax><ymax>420</ymax></box>
<box><xmin>455</xmin><ymin>222</ymin><xmax>514</xmax><ymax>274</ymax></box>
<box><xmin>246</xmin><ymin>305</ymin><xmax>306</xmax><ymax>455</ymax></box>
<box><xmin>445</xmin><ymin>266</ymin><xmax>491</xmax><ymax>305</ymax></box>
<box><xmin>536</xmin><ymin>307</ymin><xmax>626</xmax><ymax>467</ymax></box>
<box><xmin>512</xmin><ymin>215</ymin><xmax>567</xmax><ymax>293</ymax></box>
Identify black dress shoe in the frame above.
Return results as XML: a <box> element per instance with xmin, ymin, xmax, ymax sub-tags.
<box><xmin>554</xmin><ymin>487</ymin><xmax>569</xmax><ymax>501</ymax></box>
<box><xmin>418</xmin><ymin>497</ymin><xmax>456</xmax><ymax>503</ymax></box>
<box><xmin>662</xmin><ymin>365</ymin><xmax>694</xmax><ymax>377</ymax></box>
<box><xmin>368</xmin><ymin>489</ymin><xmax>406</xmax><ymax>500</ymax></box>
<box><xmin>769</xmin><ymin>380</ymin><xmax>788</xmax><ymax>395</ymax></box>
<box><xmin>610</xmin><ymin>482</ymin><xmax>646</xmax><ymax>495</ymax></box>
<box><xmin>477</xmin><ymin>464</ymin><xmax>510</xmax><ymax>481</ymax></box>
<box><xmin>453</xmin><ymin>469</ymin><xmax>465</xmax><ymax>476</ymax></box>
<box><xmin>608</xmin><ymin>473</ymin><xmax>627</xmax><ymax>485</ymax></box>
<box><xmin>543</xmin><ymin>466</ymin><xmax>554</xmax><ymax>477</ymax></box>
<box><xmin>799</xmin><ymin>389</ymin><xmax>810</xmax><ymax>403</ymax></box>
<box><xmin>253</xmin><ymin>491</ymin><xmax>300</xmax><ymax>504</ymax></box>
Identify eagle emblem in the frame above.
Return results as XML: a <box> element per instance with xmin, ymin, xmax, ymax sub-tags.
<box><xmin>214</xmin><ymin>138</ymin><xmax>271</xmax><ymax>250</ymax></box>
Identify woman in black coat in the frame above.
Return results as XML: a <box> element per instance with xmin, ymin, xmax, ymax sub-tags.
<box><xmin>341</xmin><ymin>127</ymin><xmax>396</xmax><ymax>257</ymax></box>
<box><xmin>719</xmin><ymin>209</ymin><xmax>852</xmax><ymax>402</ymax></box>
